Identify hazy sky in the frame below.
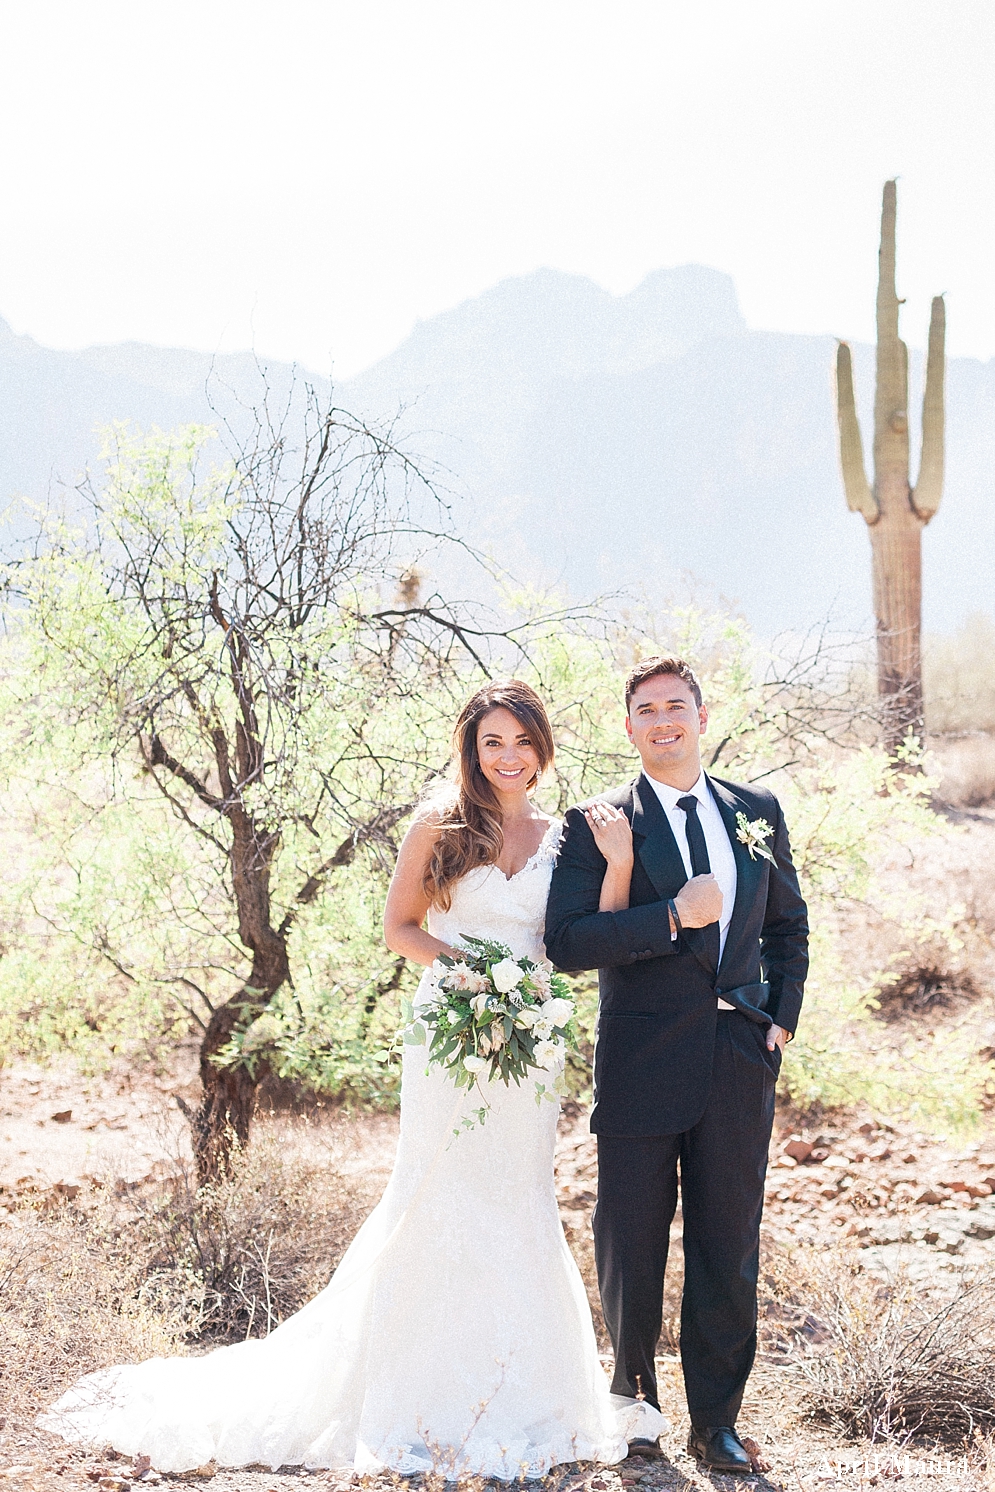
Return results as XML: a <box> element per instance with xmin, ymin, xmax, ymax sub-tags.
<box><xmin>2</xmin><ymin>1</ymin><xmax>993</xmax><ymax>377</ymax></box>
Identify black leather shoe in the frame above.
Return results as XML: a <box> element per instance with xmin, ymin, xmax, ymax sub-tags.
<box><xmin>626</xmin><ymin>1437</ymin><xmax>665</xmax><ymax>1460</ymax></box>
<box><xmin>687</xmin><ymin>1426</ymin><xmax>752</xmax><ymax>1473</ymax></box>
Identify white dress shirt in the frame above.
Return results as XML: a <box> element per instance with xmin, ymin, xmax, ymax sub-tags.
<box><xmin>644</xmin><ymin>771</ymin><xmax>738</xmax><ymax>1004</ymax></box>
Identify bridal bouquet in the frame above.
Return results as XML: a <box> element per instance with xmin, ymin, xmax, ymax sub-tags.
<box><xmin>401</xmin><ymin>935</ymin><xmax>575</xmax><ymax>1108</ymax></box>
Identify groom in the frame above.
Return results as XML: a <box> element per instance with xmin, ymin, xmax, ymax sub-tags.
<box><xmin>545</xmin><ymin>656</ymin><xmax>808</xmax><ymax>1473</ymax></box>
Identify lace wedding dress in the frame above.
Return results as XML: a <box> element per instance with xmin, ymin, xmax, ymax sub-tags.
<box><xmin>40</xmin><ymin>821</ymin><xmax>664</xmax><ymax>1477</ymax></box>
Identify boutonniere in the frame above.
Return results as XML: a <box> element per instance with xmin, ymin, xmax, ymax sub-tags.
<box><xmin>735</xmin><ymin>811</ymin><xmax>775</xmax><ymax>863</ymax></box>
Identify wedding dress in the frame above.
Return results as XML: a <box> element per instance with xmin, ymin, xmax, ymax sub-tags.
<box><xmin>40</xmin><ymin>820</ymin><xmax>664</xmax><ymax>1477</ymax></box>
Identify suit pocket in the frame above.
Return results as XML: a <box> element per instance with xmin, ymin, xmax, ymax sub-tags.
<box><xmin>750</xmin><ymin>1019</ymin><xmax>782</xmax><ymax>1076</ymax></box>
<box><xmin>597</xmin><ymin>1012</ymin><xmax>664</xmax><ymax>1075</ymax></box>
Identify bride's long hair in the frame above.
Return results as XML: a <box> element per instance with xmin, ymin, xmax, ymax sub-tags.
<box><xmin>422</xmin><ymin>680</ymin><xmax>555</xmax><ymax>910</ymax></box>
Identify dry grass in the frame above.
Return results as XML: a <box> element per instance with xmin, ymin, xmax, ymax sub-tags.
<box><xmin>0</xmin><ymin>1118</ymin><xmax>381</xmax><ymax>1428</ymax></box>
<box><xmin>924</xmin><ymin>616</ymin><xmax>995</xmax><ymax>736</ymax></box>
<box><xmin>764</xmin><ymin>1245</ymin><xmax>995</xmax><ymax>1443</ymax></box>
<box><xmin>0</xmin><ymin>1207</ymin><xmax>184</xmax><ymax>1426</ymax></box>
<box><xmin>929</xmin><ymin>733</ymin><xmax>995</xmax><ymax>808</ymax></box>
<box><xmin>111</xmin><ymin>1125</ymin><xmax>377</xmax><ymax>1341</ymax></box>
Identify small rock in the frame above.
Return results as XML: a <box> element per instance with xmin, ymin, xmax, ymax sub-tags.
<box><xmin>901</xmin><ymin>1152</ymin><xmax>917</xmax><ymax>1164</ymax></box>
<box><xmin>859</xmin><ymin>1122</ymin><xmax>875</xmax><ymax>1135</ymax></box>
<box><xmin>967</xmin><ymin>1182</ymin><xmax>992</xmax><ymax>1198</ymax></box>
<box><xmin>784</xmin><ymin>1139</ymin><xmax>814</xmax><ymax>1163</ymax></box>
<box><xmin>51</xmin><ymin>1109</ymin><xmax>73</xmax><ymax>1123</ymax></box>
<box><xmin>774</xmin><ymin>1154</ymin><xmax>798</xmax><ymax>1168</ymax></box>
<box><xmin>916</xmin><ymin>1188</ymin><xmax>944</xmax><ymax>1204</ymax></box>
<box><xmin>742</xmin><ymin>1438</ymin><xmax>772</xmax><ymax>1474</ymax></box>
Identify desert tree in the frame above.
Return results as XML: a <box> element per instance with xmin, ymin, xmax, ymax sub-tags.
<box><xmin>4</xmin><ymin>390</ymin><xmax>524</xmax><ymax>1179</ymax></box>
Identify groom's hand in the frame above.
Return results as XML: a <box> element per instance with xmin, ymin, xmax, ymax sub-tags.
<box><xmin>674</xmin><ymin>873</ymin><xmax>723</xmax><ymax>928</ymax></box>
<box><xmin>766</xmin><ymin>1023</ymin><xmax>788</xmax><ymax>1053</ymax></box>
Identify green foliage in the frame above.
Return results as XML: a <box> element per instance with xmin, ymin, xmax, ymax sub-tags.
<box><xmin>214</xmin><ymin>871</ymin><xmax>416</xmax><ymax>1108</ymax></box>
<box><xmin>0</xmin><ymin>433</ymin><xmax>987</xmax><ymax>1130</ymax></box>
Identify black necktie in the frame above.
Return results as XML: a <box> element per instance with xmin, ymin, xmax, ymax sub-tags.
<box><xmin>677</xmin><ymin>794</ymin><xmax>720</xmax><ymax>969</ymax></box>
<box><xmin>677</xmin><ymin>795</ymin><xmax>711</xmax><ymax>876</ymax></box>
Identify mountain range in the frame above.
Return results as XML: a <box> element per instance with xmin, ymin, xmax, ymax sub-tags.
<box><xmin>1</xmin><ymin>264</ymin><xmax>992</xmax><ymax>635</ymax></box>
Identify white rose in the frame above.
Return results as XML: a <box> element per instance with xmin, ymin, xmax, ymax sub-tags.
<box><xmin>543</xmin><ymin>997</ymin><xmax>574</xmax><ymax>1028</ymax></box>
<box><xmin>515</xmin><ymin>1006</ymin><xmax>541</xmax><ymax>1029</ymax></box>
<box><xmin>534</xmin><ymin>1039</ymin><xmax>562</xmax><ymax>1070</ymax></box>
<box><xmin>470</xmin><ymin>991</ymin><xmax>491</xmax><ymax>1020</ymax></box>
<box><xmin>463</xmin><ymin>1054</ymin><xmax>488</xmax><ymax>1074</ymax></box>
<box><xmin>491</xmin><ymin>957</ymin><xmax>525</xmax><ymax>995</ymax></box>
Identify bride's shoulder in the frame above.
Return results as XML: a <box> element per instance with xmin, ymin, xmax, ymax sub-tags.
<box><xmin>407</xmin><ymin>783</ymin><xmax>459</xmax><ymax>834</ymax></box>
<box><xmin>534</xmin><ymin>815</ymin><xmax>564</xmax><ymax>861</ymax></box>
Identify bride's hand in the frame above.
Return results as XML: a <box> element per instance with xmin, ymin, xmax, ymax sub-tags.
<box><xmin>583</xmin><ymin>801</ymin><xmax>633</xmax><ymax>868</ymax></box>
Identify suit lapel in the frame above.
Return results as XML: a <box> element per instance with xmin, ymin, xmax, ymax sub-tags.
<box><xmin>631</xmin><ymin>774</ymin><xmax>722</xmax><ymax>975</ymax></box>
<box><xmin>630</xmin><ymin>773</ymin><xmax>688</xmax><ymax>900</ymax></box>
<box><xmin>707</xmin><ymin>775</ymin><xmax>763</xmax><ymax>977</ymax></box>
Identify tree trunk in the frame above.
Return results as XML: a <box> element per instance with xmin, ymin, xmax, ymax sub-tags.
<box><xmin>192</xmin><ymin>942</ymin><xmax>290</xmax><ymax>1184</ymax></box>
<box><xmin>192</xmin><ymin>808</ymin><xmax>288</xmax><ymax>1184</ymax></box>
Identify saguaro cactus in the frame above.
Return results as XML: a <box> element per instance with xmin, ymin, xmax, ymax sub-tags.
<box><xmin>836</xmin><ymin>179</ymin><xmax>945</xmax><ymax>750</ymax></box>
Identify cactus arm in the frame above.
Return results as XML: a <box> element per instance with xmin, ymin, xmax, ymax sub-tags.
<box><xmin>877</xmin><ymin>180</ymin><xmax>899</xmax><ymax>347</ymax></box>
<box><xmin>873</xmin><ymin>180</ymin><xmax>910</xmax><ymax>488</ymax></box>
<box><xmin>836</xmin><ymin>341</ymin><xmax>878</xmax><ymax>522</ymax></box>
<box><xmin>912</xmin><ymin>295</ymin><xmax>945</xmax><ymax>522</ymax></box>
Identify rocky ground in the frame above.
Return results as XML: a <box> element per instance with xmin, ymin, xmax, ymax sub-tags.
<box><xmin>2</xmin><ymin>1056</ymin><xmax>994</xmax><ymax>1492</ymax></box>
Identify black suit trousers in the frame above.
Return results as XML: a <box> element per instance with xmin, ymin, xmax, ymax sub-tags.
<box><xmin>592</xmin><ymin>1011</ymin><xmax>779</xmax><ymax>1426</ymax></box>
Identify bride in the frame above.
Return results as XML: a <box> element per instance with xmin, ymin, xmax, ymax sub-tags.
<box><xmin>40</xmin><ymin>680</ymin><xmax>664</xmax><ymax>1478</ymax></box>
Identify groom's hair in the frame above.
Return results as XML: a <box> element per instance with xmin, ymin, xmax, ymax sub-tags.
<box><xmin>625</xmin><ymin>655</ymin><xmax>703</xmax><ymax>711</ymax></box>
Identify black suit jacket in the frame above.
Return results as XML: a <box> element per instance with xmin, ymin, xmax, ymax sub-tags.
<box><xmin>544</xmin><ymin>772</ymin><xmax>809</xmax><ymax>1136</ymax></box>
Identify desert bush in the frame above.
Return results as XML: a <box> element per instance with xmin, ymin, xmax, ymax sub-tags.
<box><xmin>924</xmin><ymin>613</ymin><xmax>995</xmax><ymax>734</ymax></box>
<box><xmin>928</xmin><ymin>733</ymin><xmax>995</xmax><ymax>808</ymax></box>
<box><xmin>873</xmin><ymin>964</ymin><xmax>980</xmax><ymax>1022</ymax></box>
<box><xmin>0</xmin><ymin>518</ymin><xmax>989</xmax><ymax>1133</ymax></box>
<box><xmin>782</xmin><ymin>1249</ymin><xmax>995</xmax><ymax>1442</ymax></box>
<box><xmin>772</xmin><ymin>741</ymin><xmax>994</xmax><ymax>1131</ymax></box>
<box><xmin>93</xmin><ymin>1121</ymin><xmax>379</xmax><ymax>1341</ymax></box>
<box><xmin>1</xmin><ymin>1118</ymin><xmax>380</xmax><ymax>1430</ymax></box>
<box><xmin>0</xmin><ymin>1209</ymin><xmax>183</xmax><ymax>1422</ymax></box>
